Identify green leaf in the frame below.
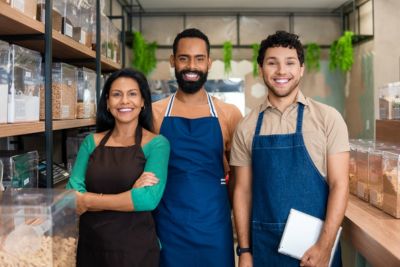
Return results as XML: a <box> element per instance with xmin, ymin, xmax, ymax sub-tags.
<box><xmin>131</xmin><ymin>32</ymin><xmax>158</xmax><ymax>75</ymax></box>
<box><xmin>329</xmin><ymin>31</ymin><xmax>354</xmax><ymax>72</ymax></box>
<box><xmin>223</xmin><ymin>41</ymin><xmax>233</xmax><ymax>74</ymax></box>
<box><xmin>252</xmin><ymin>43</ymin><xmax>260</xmax><ymax>77</ymax></box>
<box><xmin>305</xmin><ymin>43</ymin><xmax>321</xmax><ymax>72</ymax></box>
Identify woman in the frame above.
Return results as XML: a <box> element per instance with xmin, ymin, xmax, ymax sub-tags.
<box><xmin>67</xmin><ymin>68</ymin><xmax>170</xmax><ymax>267</ymax></box>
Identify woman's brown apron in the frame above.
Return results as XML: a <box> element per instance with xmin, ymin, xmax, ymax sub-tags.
<box><xmin>77</xmin><ymin>126</ymin><xmax>159</xmax><ymax>267</ymax></box>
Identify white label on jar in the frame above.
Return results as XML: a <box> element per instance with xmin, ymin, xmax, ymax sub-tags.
<box><xmin>113</xmin><ymin>50</ymin><xmax>117</xmax><ymax>62</ymax></box>
<box><xmin>61</xmin><ymin>105</ymin><xmax>70</xmax><ymax>118</ymax></box>
<box><xmin>67</xmin><ymin>80</ymin><xmax>72</xmax><ymax>86</ymax></box>
<box><xmin>0</xmin><ymin>84</ymin><xmax>7</xmax><ymax>123</ymax></box>
<box><xmin>23</xmin><ymin>178</ymin><xmax>29</xmax><ymax>186</ymax></box>
<box><xmin>80</xmin><ymin>30</ymin><xmax>87</xmax><ymax>44</ymax></box>
<box><xmin>14</xmin><ymin>98</ymin><xmax>26</xmax><ymax>120</ymax></box>
<box><xmin>12</xmin><ymin>0</ymin><xmax>24</xmax><ymax>12</ymax></box>
<box><xmin>25</xmin><ymin>71</ymin><xmax>31</xmax><ymax>78</ymax></box>
<box><xmin>65</xmin><ymin>23</ymin><xmax>73</xmax><ymax>37</ymax></box>
<box><xmin>107</xmin><ymin>48</ymin><xmax>112</xmax><ymax>58</ymax></box>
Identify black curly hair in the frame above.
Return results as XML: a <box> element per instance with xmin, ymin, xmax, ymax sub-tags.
<box><xmin>172</xmin><ymin>28</ymin><xmax>210</xmax><ymax>56</ymax></box>
<box><xmin>257</xmin><ymin>31</ymin><xmax>304</xmax><ymax>67</ymax></box>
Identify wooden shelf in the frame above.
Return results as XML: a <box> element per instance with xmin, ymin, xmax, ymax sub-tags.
<box><xmin>0</xmin><ymin>119</ymin><xmax>95</xmax><ymax>138</ymax></box>
<box><xmin>0</xmin><ymin>2</ymin><xmax>121</xmax><ymax>71</ymax></box>
<box><xmin>343</xmin><ymin>195</ymin><xmax>400</xmax><ymax>267</ymax></box>
<box><xmin>376</xmin><ymin>120</ymin><xmax>400</xmax><ymax>145</ymax></box>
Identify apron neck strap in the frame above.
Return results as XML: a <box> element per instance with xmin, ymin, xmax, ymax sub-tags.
<box><xmin>99</xmin><ymin>130</ymin><xmax>113</xmax><ymax>146</ymax></box>
<box><xmin>254</xmin><ymin>103</ymin><xmax>305</xmax><ymax>136</ymax></box>
<box><xmin>99</xmin><ymin>125</ymin><xmax>143</xmax><ymax>147</ymax></box>
<box><xmin>164</xmin><ymin>92</ymin><xmax>218</xmax><ymax>117</ymax></box>
<box><xmin>296</xmin><ymin>103</ymin><xmax>305</xmax><ymax>133</ymax></box>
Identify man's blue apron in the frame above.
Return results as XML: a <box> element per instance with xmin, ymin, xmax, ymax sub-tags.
<box><xmin>155</xmin><ymin>93</ymin><xmax>234</xmax><ymax>267</ymax></box>
<box><xmin>251</xmin><ymin>103</ymin><xmax>342</xmax><ymax>266</ymax></box>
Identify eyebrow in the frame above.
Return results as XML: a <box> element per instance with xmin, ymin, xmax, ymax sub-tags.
<box><xmin>266</xmin><ymin>56</ymin><xmax>298</xmax><ymax>60</ymax></box>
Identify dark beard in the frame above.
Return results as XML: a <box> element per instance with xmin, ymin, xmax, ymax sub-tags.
<box><xmin>175</xmin><ymin>69</ymin><xmax>208</xmax><ymax>94</ymax></box>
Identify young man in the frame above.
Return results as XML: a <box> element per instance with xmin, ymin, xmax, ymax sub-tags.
<box><xmin>231</xmin><ymin>31</ymin><xmax>349</xmax><ymax>267</ymax></box>
<box><xmin>152</xmin><ymin>28</ymin><xmax>242</xmax><ymax>267</ymax></box>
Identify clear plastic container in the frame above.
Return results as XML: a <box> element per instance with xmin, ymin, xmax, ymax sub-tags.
<box><xmin>382</xmin><ymin>149</ymin><xmax>400</xmax><ymax>218</ymax></box>
<box><xmin>8</xmin><ymin>0</ymin><xmax>37</xmax><ymax>20</ymax></box>
<box><xmin>78</xmin><ymin>0</ymin><xmax>95</xmax><ymax>48</ymax></box>
<box><xmin>108</xmin><ymin>22</ymin><xmax>121</xmax><ymax>63</ymax></box>
<box><xmin>76</xmin><ymin>67</ymin><xmax>96</xmax><ymax>118</ymax></box>
<box><xmin>0</xmin><ymin>150</ymin><xmax>39</xmax><ymax>189</ymax></box>
<box><xmin>0</xmin><ymin>40</ymin><xmax>9</xmax><ymax>124</ymax></box>
<box><xmin>368</xmin><ymin>145</ymin><xmax>387</xmax><ymax>209</ymax></box>
<box><xmin>349</xmin><ymin>139</ymin><xmax>360</xmax><ymax>195</ymax></box>
<box><xmin>356</xmin><ymin>141</ymin><xmax>374</xmax><ymax>202</ymax></box>
<box><xmin>0</xmin><ymin>188</ymin><xmax>77</xmax><ymax>266</ymax></box>
<box><xmin>379</xmin><ymin>82</ymin><xmax>400</xmax><ymax>120</ymax></box>
<box><xmin>7</xmin><ymin>44</ymin><xmax>42</xmax><ymax>123</ymax></box>
<box><xmin>36</xmin><ymin>0</ymin><xmax>63</xmax><ymax>32</ymax></box>
<box><xmin>40</xmin><ymin>63</ymin><xmax>77</xmax><ymax>120</ymax></box>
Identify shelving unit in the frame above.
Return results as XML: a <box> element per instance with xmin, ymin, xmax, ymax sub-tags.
<box><xmin>0</xmin><ymin>1</ymin><xmax>122</xmax><ymax>187</ymax></box>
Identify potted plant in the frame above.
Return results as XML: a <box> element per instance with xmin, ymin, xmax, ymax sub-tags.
<box><xmin>132</xmin><ymin>32</ymin><xmax>158</xmax><ymax>76</ymax></box>
<box><xmin>223</xmin><ymin>41</ymin><xmax>233</xmax><ymax>74</ymax></box>
<box><xmin>305</xmin><ymin>43</ymin><xmax>321</xmax><ymax>71</ymax></box>
<box><xmin>252</xmin><ymin>43</ymin><xmax>260</xmax><ymax>77</ymax></box>
<box><xmin>329</xmin><ymin>31</ymin><xmax>354</xmax><ymax>72</ymax></box>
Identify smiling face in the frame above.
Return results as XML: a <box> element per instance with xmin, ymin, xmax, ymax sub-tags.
<box><xmin>260</xmin><ymin>46</ymin><xmax>304</xmax><ymax>99</ymax></box>
<box><xmin>106</xmin><ymin>77</ymin><xmax>144</xmax><ymax>125</ymax></box>
<box><xmin>171</xmin><ymin>37</ymin><xmax>211</xmax><ymax>94</ymax></box>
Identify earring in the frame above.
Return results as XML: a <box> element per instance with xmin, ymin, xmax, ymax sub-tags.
<box><xmin>141</xmin><ymin>106</ymin><xmax>145</xmax><ymax>111</ymax></box>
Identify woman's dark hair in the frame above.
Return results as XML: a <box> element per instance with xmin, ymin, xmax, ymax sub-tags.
<box><xmin>257</xmin><ymin>31</ymin><xmax>304</xmax><ymax>67</ymax></box>
<box><xmin>172</xmin><ymin>28</ymin><xmax>210</xmax><ymax>56</ymax></box>
<box><xmin>96</xmin><ymin>68</ymin><xmax>153</xmax><ymax>133</ymax></box>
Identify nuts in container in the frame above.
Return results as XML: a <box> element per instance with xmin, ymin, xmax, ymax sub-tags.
<box><xmin>356</xmin><ymin>141</ymin><xmax>374</xmax><ymax>202</ymax></box>
<box><xmin>349</xmin><ymin>139</ymin><xmax>360</xmax><ymax>195</ymax></box>
<box><xmin>368</xmin><ymin>145</ymin><xmax>386</xmax><ymax>209</ymax></box>
<box><xmin>0</xmin><ymin>188</ymin><xmax>78</xmax><ymax>266</ymax></box>
<box><xmin>40</xmin><ymin>63</ymin><xmax>77</xmax><ymax>120</ymax></box>
<box><xmin>382</xmin><ymin>149</ymin><xmax>400</xmax><ymax>218</ymax></box>
<box><xmin>76</xmin><ymin>67</ymin><xmax>96</xmax><ymax>119</ymax></box>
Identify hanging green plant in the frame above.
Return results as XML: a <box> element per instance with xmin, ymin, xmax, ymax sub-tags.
<box><xmin>223</xmin><ymin>41</ymin><xmax>233</xmax><ymax>74</ymax></box>
<box><xmin>305</xmin><ymin>43</ymin><xmax>321</xmax><ymax>72</ymax></box>
<box><xmin>329</xmin><ymin>31</ymin><xmax>354</xmax><ymax>72</ymax></box>
<box><xmin>252</xmin><ymin>43</ymin><xmax>260</xmax><ymax>77</ymax></box>
<box><xmin>131</xmin><ymin>32</ymin><xmax>158</xmax><ymax>76</ymax></box>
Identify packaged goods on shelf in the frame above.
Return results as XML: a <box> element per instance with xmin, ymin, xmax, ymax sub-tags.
<box><xmin>0</xmin><ymin>188</ymin><xmax>77</xmax><ymax>266</ymax></box>
<box><xmin>36</xmin><ymin>0</ymin><xmax>63</xmax><ymax>33</ymax></box>
<box><xmin>349</xmin><ymin>139</ymin><xmax>361</xmax><ymax>195</ymax></box>
<box><xmin>78</xmin><ymin>0</ymin><xmax>95</xmax><ymax>48</ymax></box>
<box><xmin>77</xmin><ymin>67</ymin><xmax>96</xmax><ymax>119</ymax></box>
<box><xmin>368</xmin><ymin>144</ymin><xmax>391</xmax><ymax>209</ymax></box>
<box><xmin>0</xmin><ymin>40</ymin><xmax>9</xmax><ymax>124</ymax></box>
<box><xmin>40</xmin><ymin>63</ymin><xmax>77</xmax><ymax>120</ymax></box>
<box><xmin>66</xmin><ymin>133</ymin><xmax>88</xmax><ymax>171</ymax></box>
<box><xmin>382</xmin><ymin>149</ymin><xmax>400</xmax><ymax>218</ymax></box>
<box><xmin>108</xmin><ymin>22</ymin><xmax>121</xmax><ymax>63</ymax></box>
<box><xmin>379</xmin><ymin>82</ymin><xmax>400</xmax><ymax>120</ymax></box>
<box><xmin>6</xmin><ymin>0</ymin><xmax>37</xmax><ymax>20</ymax></box>
<box><xmin>3</xmin><ymin>44</ymin><xmax>42</xmax><ymax>123</ymax></box>
<box><xmin>53</xmin><ymin>0</ymin><xmax>77</xmax><ymax>38</ymax></box>
<box><xmin>356</xmin><ymin>141</ymin><xmax>374</xmax><ymax>202</ymax></box>
<box><xmin>0</xmin><ymin>150</ymin><xmax>39</xmax><ymax>189</ymax></box>
<box><xmin>91</xmin><ymin>14</ymin><xmax>109</xmax><ymax>57</ymax></box>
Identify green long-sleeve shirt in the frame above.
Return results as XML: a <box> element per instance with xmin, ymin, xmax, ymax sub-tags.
<box><xmin>66</xmin><ymin>134</ymin><xmax>170</xmax><ymax>211</ymax></box>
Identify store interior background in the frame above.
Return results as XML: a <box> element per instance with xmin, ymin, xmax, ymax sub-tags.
<box><xmin>101</xmin><ymin>1</ymin><xmax>398</xmax><ymax>266</ymax></box>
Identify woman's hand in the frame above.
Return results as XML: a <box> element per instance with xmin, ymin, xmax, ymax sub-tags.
<box><xmin>75</xmin><ymin>191</ymin><xmax>88</xmax><ymax>215</ymax></box>
<box><xmin>133</xmin><ymin>172</ymin><xmax>159</xmax><ymax>188</ymax></box>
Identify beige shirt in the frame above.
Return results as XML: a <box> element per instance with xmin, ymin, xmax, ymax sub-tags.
<box><xmin>230</xmin><ymin>91</ymin><xmax>349</xmax><ymax>178</ymax></box>
<box><xmin>153</xmin><ymin>93</ymin><xmax>243</xmax><ymax>174</ymax></box>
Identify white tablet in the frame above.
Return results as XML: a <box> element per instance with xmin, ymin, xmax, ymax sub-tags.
<box><xmin>278</xmin><ymin>208</ymin><xmax>342</xmax><ymax>267</ymax></box>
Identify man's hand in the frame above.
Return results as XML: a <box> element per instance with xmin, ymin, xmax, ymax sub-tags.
<box><xmin>300</xmin><ymin>241</ymin><xmax>331</xmax><ymax>267</ymax></box>
<box><xmin>238</xmin><ymin>253</ymin><xmax>253</xmax><ymax>267</ymax></box>
<box><xmin>133</xmin><ymin>172</ymin><xmax>159</xmax><ymax>188</ymax></box>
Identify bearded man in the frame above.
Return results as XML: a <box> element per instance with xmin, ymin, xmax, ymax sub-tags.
<box><xmin>152</xmin><ymin>28</ymin><xmax>242</xmax><ymax>267</ymax></box>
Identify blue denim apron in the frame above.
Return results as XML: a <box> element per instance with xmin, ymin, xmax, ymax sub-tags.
<box><xmin>155</xmin><ymin>93</ymin><xmax>234</xmax><ymax>267</ymax></box>
<box><xmin>251</xmin><ymin>103</ymin><xmax>341</xmax><ymax>266</ymax></box>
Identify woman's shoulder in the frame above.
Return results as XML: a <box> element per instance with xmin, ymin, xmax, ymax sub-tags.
<box><xmin>92</xmin><ymin>131</ymin><xmax>108</xmax><ymax>146</ymax></box>
<box><xmin>142</xmin><ymin>129</ymin><xmax>169</xmax><ymax>147</ymax></box>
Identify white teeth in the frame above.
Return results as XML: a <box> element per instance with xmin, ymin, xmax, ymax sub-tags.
<box><xmin>275</xmin><ymin>79</ymin><xmax>289</xmax><ymax>83</ymax></box>
<box><xmin>185</xmin><ymin>73</ymin><xmax>198</xmax><ymax>78</ymax></box>
<box><xmin>118</xmin><ymin>108</ymin><xmax>132</xmax><ymax>112</ymax></box>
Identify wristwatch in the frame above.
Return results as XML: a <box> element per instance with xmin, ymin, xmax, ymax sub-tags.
<box><xmin>236</xmin><ymin>246</ymin><xmax>252</xmax><ymax>256</ymax></box>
